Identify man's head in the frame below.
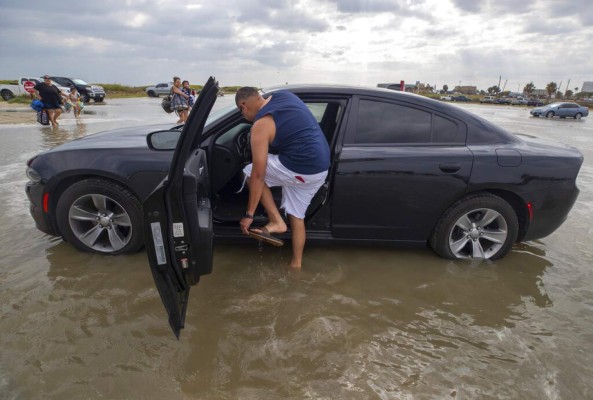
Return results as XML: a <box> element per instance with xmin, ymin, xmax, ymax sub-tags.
<box><xmin>235</xmin><ymin>87</ymin><xmax>263</xmax><ymax>122</ymax></box>
<box><xmin>43</xmin><ymin>75</ymin><xmax>51</xmax><ymax>85</ymax></box>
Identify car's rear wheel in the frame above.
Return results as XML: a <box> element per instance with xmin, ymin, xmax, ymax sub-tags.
<box><xmin>575</xmin><ymin>113</ymin><xmax>582</xmax><ymax>120</ymax></box>
<box><xmin>81</xmin><ymin>93</ymin><xmax>90</xmax><ymax>103</ymax></box>
<box><xmin>147</xmin><ymin>90</ymin><xmax>157</xmax><ymax>97</ymax></box>
<box><xmin>429</xmin><ymin>193</ymin><xmax>518</xmax><ymax>260</ymax></box>
<box><xmin>546</xmin><ymin>111</ymin><xmax>554</xmax><ymax>118</ymax></box>
<box><xmin>56</xmin><ymin>179</ymin><xmax>143</xmax><ymax>255</ymax></box>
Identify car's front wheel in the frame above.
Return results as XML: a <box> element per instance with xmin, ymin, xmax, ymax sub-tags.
<box><xmin>56</xmin><ymin>179</ymin><xmax>144</xmax><ymax>255</ymax></box>
<box><xmin>575</xmin><ymin>113</ymin><xmax>582</xmax><ymax>120</ymax></box>
<box><xmin>429</xmin><ymin>193</ymin><xmax>518</xmax><ymax>260</ymax></box>
<box><xmin>546</xmin><ymin>111</ymin><xmax>554</xmax><ymax>118</ymax></box>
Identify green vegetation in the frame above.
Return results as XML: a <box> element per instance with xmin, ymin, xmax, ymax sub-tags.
<box><xmin>7</xmin><ymin>95</ymin><xmax>34</xmax><ymax>105</ymax></box>
<box><xmin>0</xmin><ymin>80</ymin><xmax>18</xmax><ymax>85</ymax></box>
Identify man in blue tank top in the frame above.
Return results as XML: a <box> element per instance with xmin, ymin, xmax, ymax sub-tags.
<box><xmin>236</xmin><ymin>87</ymin><xmax>330</xmax><ymax>268</ymax></box>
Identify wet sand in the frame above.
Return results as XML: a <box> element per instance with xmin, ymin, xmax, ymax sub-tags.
<box><xmin>0</xmin><ymin>102</ymin><xmax>36</xmax><ymax>124</ymax></box>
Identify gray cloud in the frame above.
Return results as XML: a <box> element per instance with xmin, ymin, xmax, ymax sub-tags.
<box><xmin>322</xmin><ymin>0</ymin><xmax>425</xmax><ymax>14</ymax></box>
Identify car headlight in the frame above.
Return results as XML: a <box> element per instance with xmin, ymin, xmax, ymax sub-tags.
<box><xmin>26</xmin><ymin>166</ymin><xmax>41</xmax><ymax>183</ymax></box>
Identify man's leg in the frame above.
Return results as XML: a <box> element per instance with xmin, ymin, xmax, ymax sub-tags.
<box><xmin>288</xmin><ymin>214</ymin><xmax>305</xmax><ymax>268</ymax></box>
<box><xmin>55</xmin><ymin>108</ymin><xmax>62</xmax><ymax>121</ymax></box>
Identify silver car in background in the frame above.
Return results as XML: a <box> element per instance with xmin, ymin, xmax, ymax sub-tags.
<box><xmin>530</xmin><ymin>102</ymin><xmax>589</xmax><ymax>119</ymax></box>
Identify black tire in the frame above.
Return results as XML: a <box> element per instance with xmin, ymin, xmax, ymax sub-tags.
<box><xmin>147</xmin><ymin>90</ymin><xmax>157</xmax><ymax>97</ymax></box>
<box><xmin>1</xmin><ymin>90</ymin><xmax>14</xmax><ymax>101</ymax></box>
<box><xmin>429</xmin><ymin>193</ymin><xmax>518</xmax><ymax>260</ymax></box>
<box><xmin>56</xmin><ymin>179</ymin><xmax>144</xmax><ymax>255</ymax></box>
<box><xmin>546</xmin><ymin>111</ymin><xmax>554</xmax><ymax>118</ymax></box>
<box><xmin>81</xmin><ymin>93</ymin><xmax>91</xmax><ymax>103</ymax></box>
<box><xmin>94</xmin><ymin>98</ymin><xmax>104</xmax><ymax>103</ymax></box>
<box><xmin>575</xmin><ymin>113</ymin><xmax>582</xmax><ymax>120</ymax></box>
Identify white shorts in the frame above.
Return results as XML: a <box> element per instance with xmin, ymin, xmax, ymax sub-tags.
<box><xmin>242</xmin><ymin>154</ymin><xmax>327</xmax><ymax>219</ymax></box>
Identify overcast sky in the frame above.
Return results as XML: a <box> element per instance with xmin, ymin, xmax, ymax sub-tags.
<box><xmin>1</xmin><ymin>0</ymin><xmax>591</xmax><ymax>92</ymax></box>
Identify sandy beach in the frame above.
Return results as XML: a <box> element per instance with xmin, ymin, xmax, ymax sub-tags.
<box><xmin>0</xmin><ymin>102</ymin><xmax>36</xmax><ymax>124</ymax></box>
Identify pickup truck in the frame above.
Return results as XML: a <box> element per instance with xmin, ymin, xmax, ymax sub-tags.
<box><xmin>145</xmin><ymin>82</ymin><xmax>174</xmax><ymax>97</ymax></box>
<box><xmin>49</xmin><ymin>76</ymin><xmax>106</xmax><ymax>102</ymax></box>
<box><xmin>0</xmin><ymin>77</ymin><xmax>70</xmax><ymax>101</ymax></box>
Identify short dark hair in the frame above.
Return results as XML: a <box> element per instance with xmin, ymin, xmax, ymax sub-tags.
<box><xmin>173</xmin><ymin>76</ymin><xmax>180</xmax><ymax>82</ymax></box>
<box><xmin>235</xmin><ymin>87</ymin><xmax>260</xmax><ymax>104</ymax></box>
<box><xmin>182</xmin><ymin>80</ymin><xmax>189</xmax><ymax>85</ymax></box>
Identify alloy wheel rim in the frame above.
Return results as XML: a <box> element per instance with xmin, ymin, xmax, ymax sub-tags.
<box><xmin>448</xmin><ymin>208</ymin><xmax>508</xmax><ymax>259</ymax></box>
<box><xmin>68</xmin><ymin>194</ymin><xmax>132</xmax><ymax>252</ymax></box>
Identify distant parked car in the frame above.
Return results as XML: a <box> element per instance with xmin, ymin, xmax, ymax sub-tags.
<box><xmin>527</xmin><ymin>99</ymin><xmax>544</xmax><ymax>107</ymax></box>
<box><xmin>530</xmin><ymin>102</ymin><xmax>589</xmax><ymax>119</ymax></box>
<box><xmin>480</xmin><ymin>96</ymin><xmax>496</xmax><ymax>103</ymax></box>
<box><xmin>452</xmin><ymin>95</ymin><xmax>472</xmax><ymax>102</ymax></box>
<box><xmin>440</xmin><ymin>96</ymin><xmax>452</xmax><ymax>101</ymax></box>
<box><xmin>49</xmin><ymin>77</ymin><xmax>105</xmax><ymax>103</ymax></box>
<box><xmin>146</xmin><ymin>83</ymin><xmax>174</xmax><ymax>97</ymax></box>
<box><xmin>495</xmin><ymin>98</ymin><xmax>512</xmax><ymax>105</ymax></box>
<box><xmin>511</xmin><ymin>97</ymin><xmax>529</xmax><ymax>105</ymax></box>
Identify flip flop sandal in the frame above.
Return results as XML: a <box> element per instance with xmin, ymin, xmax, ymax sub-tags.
<box><xmin>247</xmin><ymin>227</ymin><xmax>284</xmax><ymax>247</ymax></box>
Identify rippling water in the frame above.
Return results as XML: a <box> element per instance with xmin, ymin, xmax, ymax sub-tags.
<box><xmin>1</xmin><ymin>99</ymin><xmax>592</xmax><ymax>399</ymax></box>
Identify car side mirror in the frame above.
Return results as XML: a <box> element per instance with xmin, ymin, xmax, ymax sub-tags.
<box><xmin>147</xmin><ymin>130</ymin><xmax>182</xmax><ymax>151</ymax></box>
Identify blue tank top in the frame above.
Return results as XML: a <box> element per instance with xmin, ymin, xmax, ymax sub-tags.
<box><xmin>254</xmin><ymin>91</ymin><xmax>330</xmax><ymax>175</ymax></box>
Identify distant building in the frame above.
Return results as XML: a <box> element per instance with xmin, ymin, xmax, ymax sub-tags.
<box><xmin>453</xmin><ymin>85</ymin><xmax>477</xmax><ymax>95</ymax></box>
<box><xmin>532</xmin><ymin>89</ymin><xmax>547</xmax><ymax>98</ymax></box>
<box><xmin>582</xmin><ymin>81</ymin><xmax>593</xmax><ymax>93</ymax></box>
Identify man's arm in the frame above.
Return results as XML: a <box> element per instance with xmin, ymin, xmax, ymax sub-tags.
<box><xmin>240</xmin><ymin>115</ymin><xmax>275</xmax><ymax>233</ymax></box>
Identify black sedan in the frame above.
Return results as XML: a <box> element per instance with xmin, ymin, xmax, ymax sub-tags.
<box><xmin>26</xmin><ymin>78</ymin><xmax>582</xmax><ymax>263</ymax></box>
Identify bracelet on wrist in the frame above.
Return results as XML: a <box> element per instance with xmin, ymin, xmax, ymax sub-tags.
<box><xmin>244</xmin><ymin>212</ymin><xmax>254</xmax><ymax>219</ymax></box>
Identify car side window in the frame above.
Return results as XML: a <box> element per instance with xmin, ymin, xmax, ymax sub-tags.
<box><xmin>433</xmin><ymin>115</ymin><xmax>464</xmax><ymax>143</ymax></box>
<box><xmin>306</xmin><ymin>103</ymin><xmax>329</xmax><ymax>122</ymax></box>
<box><xmin>355</xmin><ymin>100</ymin><xmax>431</xmax><ymax>144</ymax></box>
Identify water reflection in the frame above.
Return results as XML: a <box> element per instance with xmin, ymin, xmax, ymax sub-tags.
<box><xmin>40</xmin><ymin>121</ymin><xmax>88</xmax><ymax>149</ymax></box>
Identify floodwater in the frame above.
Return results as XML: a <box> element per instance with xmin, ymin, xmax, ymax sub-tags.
<box><xmin>1</xmin><ymin>97</ymin><xmax>593</xmax><ymax>399</ymax></box>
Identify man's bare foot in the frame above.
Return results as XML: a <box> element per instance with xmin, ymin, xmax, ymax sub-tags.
<box><xmin>289</xmin><ymin>261</ymin><xmax>301</xmax><ymax>269</ymax></box>
<box><xmin>251</xmin><ymin>221</ymin><xmax>287</xmax><ymax>235</ymax></box>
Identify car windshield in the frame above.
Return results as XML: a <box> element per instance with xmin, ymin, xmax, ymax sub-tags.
<box><xmin>72</xmin><ymin>79</ymin><xmax>88</xmax><ymax>85</ymax></box>
<box><xmin>205</xmin><ymin>103</ymin><xmax>237</xmax><ymax>128</ymax></box>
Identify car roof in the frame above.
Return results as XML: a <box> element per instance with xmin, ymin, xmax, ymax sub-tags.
<box><xmin>263</xmin><ymin>83</ymin><xmax>517</xmax><ymax>145</ymax></box>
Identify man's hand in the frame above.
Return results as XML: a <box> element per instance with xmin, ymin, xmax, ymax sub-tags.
<box><xmin>240</xmin><ymin>217</ymin><xmax>253</xmax><ymax>234</ymax></box>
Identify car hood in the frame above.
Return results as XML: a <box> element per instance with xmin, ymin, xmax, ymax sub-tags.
<box><xmin>47</xmin><ymin>124</ymin><xmax>177</xmax><ymax>152</ymax></box>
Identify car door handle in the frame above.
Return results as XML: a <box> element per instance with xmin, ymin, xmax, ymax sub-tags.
<box><xmin>439</xmin><ymin>163</ymin><xmax>461</xmax><ymax>173</ymax></box>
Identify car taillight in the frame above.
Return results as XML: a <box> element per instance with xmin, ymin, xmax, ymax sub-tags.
<box><xmin>527</xmin><ymin>202</ymin><xmax>534</xmax><ymax>220</ymax></box>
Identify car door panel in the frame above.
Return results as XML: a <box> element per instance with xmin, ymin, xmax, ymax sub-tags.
<box><xmin>332</xmin><ymin>146</ymin><xmax>473</xmax><ymax>241</ymax></box>
<box><xmin>143</xmin><ymin>77</ymin><xmax>219</xmax><ymax>338</ymax></box>
<box><xmin>331</xmin><ymin>95</ymin><xmax>473</xmax><ymax>241</ymax></box>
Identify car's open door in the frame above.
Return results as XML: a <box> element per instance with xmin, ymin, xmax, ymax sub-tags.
<box><xmin>143</xmin><ymin>77</ymin><xmax>220</xmax><ymax>338</ymax></box>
